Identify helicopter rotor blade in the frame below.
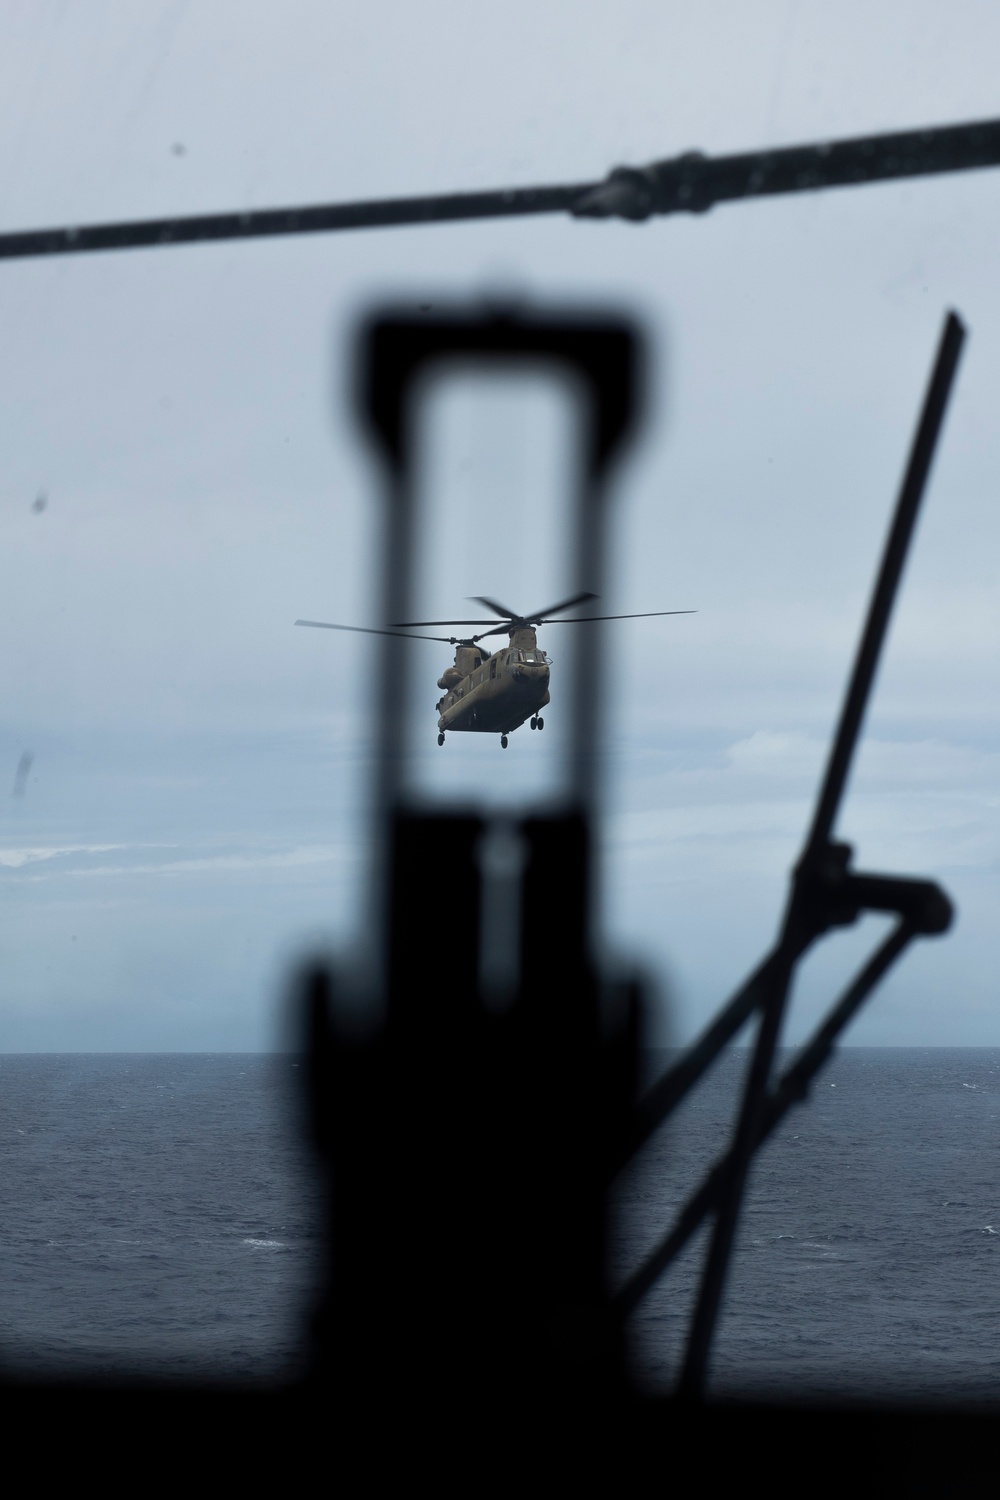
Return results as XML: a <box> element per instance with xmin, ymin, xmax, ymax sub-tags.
<box><xmin>476</xmin><ymin>623</ymin><xmax>523</xmax><ymax>640</ymax></box>
<box><xmin>396</xmin><ymin>593</ymin><xmax>601</xmax><ymax>629</ymax></box>
<box><xmin>523</xmin><ymin>590</ymin><xmax>598</xmax><ymax>622</ymax></box>
<box><xmin>294</xmin><ymin>619</ymin><xmax>469</xmax><ymax>644</ymax></box>
<box><xmin>390</xmin><ymin>618</ymin><xmax>501</xmax><ymax>627</ymax></box>
<box><xmin>468</xmin><ymin>595</ymin><xmax>520</xmax><ymax>620</ymax></box>
<box><xmin>538</xmin><ymin>609</ymin><xmax>697</xmax><ymax>623</ymax></box>
<box><xmin>474</xmin><ymin>607</ymin><xmax>696</xmax><ymax>638</ymax></box>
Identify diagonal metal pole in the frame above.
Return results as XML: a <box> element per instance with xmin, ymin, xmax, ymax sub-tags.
<box><xmin>626</xmin><ymin>316</ymin><xmax>964</xmax><ymax>1166</ymax></box>
<box><xmin>675</xmin><ymin>311</ymin><xmax>966</xmax><ymax>1399</ymax></box>
<box><xmin>616</xmin><ymin>920</ymin><xmax>914</xmax><ymax>1317</ymax></box>
<box><xmin>624</xmin><ymin>953</ymin><xmax>779</xmax><ymax>1160</ymax></box>
<box><xmin>676</xmin><ymin>946</ymin><xmax>793</xmax><ymax>1397</ymax></box>
<box><xmin>800</xmin><ymin>311</ymin><xmax>966</xmax><ymax>861</ymax></box>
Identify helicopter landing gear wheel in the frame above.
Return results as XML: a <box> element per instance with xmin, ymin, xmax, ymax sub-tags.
<box><xmin>530</xmin><ymin>716</ymin><xmax>537</xmax><ymax>730</ymax></box>
<box><xmin>536</xmin><ymin>716</ymin><xmax>544</xmax><ymax>731</ymax></box>
<box><xmin>500</xmin><ymin>734</ymin><xmax>508</xmax><ymax>749</ymax></box>
<box><xmin>437</xmin><ymin>732</ymin><xmax>445</xmax><ymax>746</ymax></box>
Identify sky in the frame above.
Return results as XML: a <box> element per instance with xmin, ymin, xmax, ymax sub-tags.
<box><xmin>2</xmin><ymin>1</ymin><xmax>1000</xmax><ymax>1049</ymax></box>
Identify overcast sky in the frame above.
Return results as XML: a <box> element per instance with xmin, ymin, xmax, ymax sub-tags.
<box><xmin>3</xmin><ymin>1</ymin><xmax>1000</xmax><ymax>1049</ymax></box>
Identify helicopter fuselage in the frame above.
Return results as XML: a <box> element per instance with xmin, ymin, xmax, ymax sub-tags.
<box><xmin>296</xmin><ymin>592</ymin><xmax>690</xmax><ymax>742</ymax></box>
<box><xmin>436</xmin><ymin>626</ymin><xmax>550</xmax><ymax>736</ymax></box>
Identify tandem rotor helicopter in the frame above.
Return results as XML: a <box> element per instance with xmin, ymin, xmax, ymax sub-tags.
<box><xmin>295</xmin><ymin>592</ymin><xmax>693</xmax><ymax>747</ymax></box>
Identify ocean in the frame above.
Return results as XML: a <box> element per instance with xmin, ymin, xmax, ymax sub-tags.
<box><xmin>620</xmin><ymin>1047</ymin><xmax>1000</xmax><ymax>1402</ymax></box>
<box><xmin>2</xmin><ymin>1048</ymin><xmax>999</xmax><ymax>1401</ymax></box>
<box><xmin>0</xmin><ymin>1054</ymin><xmax>322</xmax><ymax>1381</ymax></box>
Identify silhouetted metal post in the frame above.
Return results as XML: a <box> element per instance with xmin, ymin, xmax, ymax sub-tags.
<box><xmin>306</xmin><ymin>303</ymin><xmax>648</xmax><ymax>1407</ymax></box>
<box><xmin>675</xmin><ymin>313</ymin><xmax>965</xmax><ymax>1397</ymax></box>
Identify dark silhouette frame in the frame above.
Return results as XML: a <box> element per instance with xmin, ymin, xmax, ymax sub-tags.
<box><xmin>2</xmin><ymin>118</ymin><xmax>996</xmax><ymax>1482</ymax></box>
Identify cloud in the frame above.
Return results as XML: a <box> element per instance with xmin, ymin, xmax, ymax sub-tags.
<box><xmin>1</xmin><ymin>840</ymin><xmax>349</xmax><ymax>881</ymax></box>
<box><xmin>0</xmin><ymin>843</ymin><xmax>132</xmax><ymax>869</ymax></box>
<box><xmin>71</xmin><ymin>845</ymin><xmax>348</xmax><ymax>880</ymax></box>
<box><xmin>607</xmin><ymin>731</ymin><xmax>1000</xmax><ymax>882</ymax></box>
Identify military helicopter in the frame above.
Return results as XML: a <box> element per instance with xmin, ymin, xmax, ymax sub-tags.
<box><xmin>296</xmin><ymin>592</ymin><xmax>693</xmax><ymax>747</ymax></box>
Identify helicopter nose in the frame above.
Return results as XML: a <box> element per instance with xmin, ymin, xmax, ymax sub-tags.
<box><xmin>514</xmin><ymin>663</ymin><xmax>549</xmax><ymax>685</ymax></box>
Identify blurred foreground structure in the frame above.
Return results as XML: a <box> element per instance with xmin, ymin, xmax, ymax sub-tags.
<box><xmin>4</xmin><ymin>120</ymin><xmax>1000</xmax><ymax>1481</ymax></box>
<box><xmin>299</xmin><ymin>303</ymin><xmax>958</xmax><ymax>1410</ymax></box>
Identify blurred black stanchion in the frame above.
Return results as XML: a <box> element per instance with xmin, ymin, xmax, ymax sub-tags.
<box><xmin>299</xmin><ymin>303</ymin><xmax>962</xmax><ymax>1436</ymax></box>
<box><xmin>301</xmin><ymin>305</ymin><xmax>647</xmax><ymax>1429</ymax></box>
<box><xmin>3</xmin><ymin>305</ymin><xmax>994</xmax><ymax>1490</ymax></box>
<box><xmin>305</xmin><ymin>811</ymin><xmax>640</xmax><ymax>1419</ymax></box>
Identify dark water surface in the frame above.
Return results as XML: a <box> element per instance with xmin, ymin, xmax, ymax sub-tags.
<box><xmin>2</xmin><ymin>1050</ymin><xmax>1000</xmax><ymax>1401</ymax></box>
<box><xmin>0</xmin><ymin>1054</ymin><xmax>322</xmax><ymax>1379</ymax></box>
<box><xmin>619</xmin><ymin>1048</ymin><xmax>1000</xmax><ymax>1402</ymax></box>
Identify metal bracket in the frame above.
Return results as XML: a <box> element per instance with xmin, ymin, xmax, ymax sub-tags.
<box><xmin>615</xmin><ymin>312</ymin><xmax>965</xmax><ymax>1399</ymax></box>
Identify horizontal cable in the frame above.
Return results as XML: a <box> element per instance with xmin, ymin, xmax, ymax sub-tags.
<box><xmin>2</xmin><ymin>116</ymin><xmax>1000</xmax><ymax>261</ymax></box>
<box><xmin>0</xmin><ymin>182</ymin><xmax>588</xmax><ymax>261</ymax></box>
